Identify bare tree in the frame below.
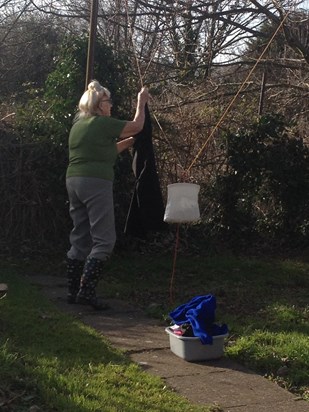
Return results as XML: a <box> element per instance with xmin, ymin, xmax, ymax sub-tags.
<box><xmin>1</xmin><ymin>0</ymin><xmax>308</xmax><ymax>135</ymax></box>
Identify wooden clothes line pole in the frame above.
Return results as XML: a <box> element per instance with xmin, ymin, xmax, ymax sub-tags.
<box><xmin>85</xmin><ymin>0</ymin><xmax>99</xmax><ymax>91</ymax></box>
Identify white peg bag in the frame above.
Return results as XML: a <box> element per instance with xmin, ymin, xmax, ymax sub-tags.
<box><xmin>164</xmin><ymin>183</ymin><xmax>201</xmax><ymax>223</ymax></box>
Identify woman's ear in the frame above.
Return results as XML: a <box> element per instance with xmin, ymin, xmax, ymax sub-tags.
<box><xmin>97</xmin><ymin>100</ymin><xmax>104</xmax><ymax>113</ymax></box>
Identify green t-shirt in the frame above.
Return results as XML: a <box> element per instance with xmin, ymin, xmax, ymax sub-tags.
<box><xmin>66</xmin><ymin>115</ymin><xmax>127</xmax><ymax>181</ymax></box>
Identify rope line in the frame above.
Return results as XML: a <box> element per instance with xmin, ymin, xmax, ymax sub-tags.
<box><xmin>124</xmin><ymin>4</ymin><xmax>290</xmax><ymax>306</ymax></box>
<box><xmin>169</xmin><ymin>223</ymin><xmax>180</xmax><ymax>305</ymax></box>
<box><xmin>125</xmin><ymin>0</ymin><xmax>144</xmax><ymax>88</ymax></box>
<box><xmin>125</xmin><ymin>0</ymin><xmax>185</xmax><ymax>172</ymax></box>
<box><xmin>186</xmin><ymin>10</ymin><xmax>290</xmax><ymax>174</ymax></box>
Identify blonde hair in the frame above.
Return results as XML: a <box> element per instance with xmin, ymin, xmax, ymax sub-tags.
<box><xmin>78</xmin><ymin>80</ymin><xmax>110</xmax><ymax>118</ymax></box>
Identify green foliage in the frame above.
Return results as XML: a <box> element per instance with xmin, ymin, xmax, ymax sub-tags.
<box><xmin>3</xmin><ymin>34</ymin><xmax>137</xmax><ymax>256</ymax></box>
<box><xmin>207</xmin><ymin>114</ymin><xmax>309</xmax><ymax>250</ymax></box>
<box><xmin>43</xmin><ymin>34</ymin><xmax>134</xmax><ymax>138</ymax></box>
<box><xmin>0</xmin><ymin>16</ymin><xmax>62</xmax><ymax>97</ymax></box>
<box><xmin>16</xmin><ymin>34</ymin><xmax>135</xmax><ymax>145</ymax></box>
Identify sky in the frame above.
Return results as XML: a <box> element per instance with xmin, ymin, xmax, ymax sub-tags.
<box><xmin>301</xmin><ymin>0</ymin><xmax>309</xmax><ymax>9</ymax></box>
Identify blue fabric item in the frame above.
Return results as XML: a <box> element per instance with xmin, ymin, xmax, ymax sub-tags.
<box><xmin>169</xmin><ymin>295</ymin><xmax>228</xmax><ymax>345</ymax></box>
<box><xmin>169</xmin><ymin>295</ymin><xmax>212</xmax><ymax>325</ymax></box>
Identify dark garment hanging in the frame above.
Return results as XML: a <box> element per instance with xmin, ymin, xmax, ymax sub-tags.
<box><xmin>124</xmin><ymin>104</ymin><xmax>167</xmax><ymax>238</ymax></box>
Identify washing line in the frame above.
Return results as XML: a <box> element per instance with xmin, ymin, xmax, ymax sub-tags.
<box><xmin>186</xmin><ymin>9</ymin><xmax>291</xmax><ymax>175</ymax></box>
<box><xmin>125</xmin><ymin>3</ymin><xmax>291</xmax><ymax>304</ymax></box>
<box><xmin>126</xmin><ymin>2</ymin><xmax>290</xmax><ymax>180</ymax></box>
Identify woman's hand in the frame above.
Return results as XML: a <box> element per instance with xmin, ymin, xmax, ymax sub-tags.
<box><xmin>138</xmin><ymin>86</ymin><xmax>149</xmax><ymax>104</ymax></box>
<box><xmin>119</xmin><ymin>87</ymin><xmax>149</xmax><ymax>138</ymax></box>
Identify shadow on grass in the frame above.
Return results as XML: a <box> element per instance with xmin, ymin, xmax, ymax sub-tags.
<box><xmin>0</xmin><ymin>270</ymin><xmax>171</xmax><ymax>412</ymax></box>
<box><xmin>100</xmin><ymin>254</ymin><xmax>309</xmax><ymax>396</ymax></box>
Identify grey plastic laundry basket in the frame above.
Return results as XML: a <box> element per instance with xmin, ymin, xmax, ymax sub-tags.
<box><xmin>165</xmin><ymin>327</ymin><xmax>228</xmax><ymax>361</ymax></box>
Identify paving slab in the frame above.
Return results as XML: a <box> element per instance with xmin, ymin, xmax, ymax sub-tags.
<box><xmin>26</xmin><ymin>273</ymin><xmax>309</xmax><ymax>412</ymax></box>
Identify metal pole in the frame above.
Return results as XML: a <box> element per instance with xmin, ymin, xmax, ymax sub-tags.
<box><xmin>85</xmin><ymin>0</ymin><xmax>99</xmax><ymax>90</ymax></box>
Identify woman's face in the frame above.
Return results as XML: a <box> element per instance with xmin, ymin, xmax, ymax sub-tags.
<box><xmin>99</xmin><ymin>95</ymin><xmax>113</xmax><ymax>116</ymax></box>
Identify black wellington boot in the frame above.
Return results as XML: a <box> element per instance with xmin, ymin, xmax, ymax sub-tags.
<box><xmin>76</xmin><ymin>257</ymin><xmax>109</xmax><ymax>310</ymax></box>
<box><xmin>66</xmin><ymin>258</ymin><xmax>84</xmax><ymax>304</ymax></box>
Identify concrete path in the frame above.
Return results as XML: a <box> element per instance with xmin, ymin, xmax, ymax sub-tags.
<box><xmin>27</xmin><ymin>273</ymin><xmax>309</xmax><ymax>412</ymax></box>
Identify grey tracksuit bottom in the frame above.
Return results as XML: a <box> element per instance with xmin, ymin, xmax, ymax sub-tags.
<box><xmin>66</xmin><ymin>177</ymin><xmax>116</xmax><ymax>261</ymax></box>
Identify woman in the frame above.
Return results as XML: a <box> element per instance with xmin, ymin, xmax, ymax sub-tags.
<box><xmin>66</xmin><ymin>80</ymin><xmax>149</xmax><ymax>309</ymax></box>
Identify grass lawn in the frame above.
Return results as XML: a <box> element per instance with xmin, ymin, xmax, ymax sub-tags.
<box><xmin>0</xmin><ymin>264</ymin><xmax>215</xmax><ymax>412</ymax></box>
<box><xmin>100</xmin><ymin>253</ymin><xmax>309</xmax><ymax>399</ymax></box>
<box><xmin>0</xmin><ymin>252</ymin><xmax>308</xmax><ymax>410</ymax></box>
